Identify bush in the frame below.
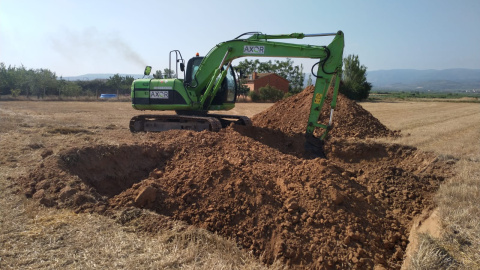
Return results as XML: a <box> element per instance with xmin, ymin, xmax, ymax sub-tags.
<box><xmin>283</xmin><ymin>92</ymin><xmax>294</xmax><ymax>99</ymax></box>
<box><xmin>249</xmin><ymin>91</ymin><xmax>261</xmax><ymax>102</ymax></box>
<box><xmin>259</xmin><ymin>84</ymin><xmax>284</xmax><ymax>102</ymax></box>
<box><xmin>11</xmin><ymin>89</ymin><xmax>21</xmax><ymax>98</ymax></box>
<box><xmin>339</xmin><ymin>80</ymin><xmax>371</xmax><ymax>101</ymax></box>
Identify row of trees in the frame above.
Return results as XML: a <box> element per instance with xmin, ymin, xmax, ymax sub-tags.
<box><xmin>153</xmin><ymin>68</ymin><xmax>175</xmax><ymax>79</ymax></box>
<box><xmin>1</xmin><ymin>54</ymin><xmax>371</xmax><ymax>101</ymax></box>
<box><xmin>0</xmin><ymin>63</ymin><xmax>134</xmax><ymax>98</ymax></box>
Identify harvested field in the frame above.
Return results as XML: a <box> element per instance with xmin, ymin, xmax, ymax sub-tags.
<box><xmin>1</xmin><ymin>89</ymin><xmax>475</xmax><ymax>269</ymax></box>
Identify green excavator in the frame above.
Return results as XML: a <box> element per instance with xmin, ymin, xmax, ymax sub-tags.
<box><xmin>130</xmin><ymin>31</ymin><xmax>344</xmax><ymax>157</ymax></box>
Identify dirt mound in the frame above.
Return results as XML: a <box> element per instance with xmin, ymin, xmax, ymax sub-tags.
<box><xmin>19</xmin><ymin>127</ymin><xmax>452</xmax><ymax>269</ymax></box>
<box><xmin>252</xmin><ymin>86</ymin><xmax>399</xmax><ymax>139</ymax></box>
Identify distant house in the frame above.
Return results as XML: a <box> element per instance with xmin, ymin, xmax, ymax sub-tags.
<box><xmin>245</xmin><ymin>72</ymin><xmax>289</xmax><ymax>94</ymax></box>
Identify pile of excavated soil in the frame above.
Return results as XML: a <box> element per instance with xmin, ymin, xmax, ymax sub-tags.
<box><xmin>19</xmin><ymin>130</ymin><xmax>452</xmax><ymax>269</ymax></box>
<box><xmin>252</xmin><ymin>86</ymin><xmax>400</xmax><ymax>139</ymax></box>
<box><xmin>18</xmin><ymin>88</ymin><xmax>452</xmax><ymax>269</ymax></box>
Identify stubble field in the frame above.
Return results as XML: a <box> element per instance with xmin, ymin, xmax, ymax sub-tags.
<box><xmin>0</xmin><ymin>97</ymin><xmax>478</xmax><ymax>269</ymax></box>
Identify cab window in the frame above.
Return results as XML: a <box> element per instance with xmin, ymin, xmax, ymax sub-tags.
<box><xmin>185</xmin><ymin>57</ymin><xmax>203</xmax><ymax>85</ymax></box>
<box><xmin>225</xmin><ymin>66</ymin><xmax>237</xmax><ymax>102</ymax></box>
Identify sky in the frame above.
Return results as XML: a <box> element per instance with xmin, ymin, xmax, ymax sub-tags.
<box><xmin>1</xmin><ymin>0</ymin><xmax>479</xmax><ymax>77</ymax></box>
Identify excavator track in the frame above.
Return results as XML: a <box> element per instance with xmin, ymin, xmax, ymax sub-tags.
<box><xmin>207</xmin><ymin>114</ymin><xmax>252</xmax><ymax>128</ymax></box>
<box><xmin>129</xmin><ymin>114</ymin><xmax>223</xmax><ymax>133</ymax></box>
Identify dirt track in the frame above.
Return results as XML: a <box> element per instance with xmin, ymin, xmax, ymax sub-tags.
<box><xmin>9</xmin><ymin>87</ymin><xmax>455</xmax><ymax>269</ymax></box>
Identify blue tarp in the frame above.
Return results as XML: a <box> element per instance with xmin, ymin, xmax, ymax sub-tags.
<box><xmin>100</xmin><ymin>94</ymin><xmax>117</xmax><ymax>99</ymax></box>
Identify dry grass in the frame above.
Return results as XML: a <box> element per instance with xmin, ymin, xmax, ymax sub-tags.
<box><xmin>0</xmin><ymin>170</ymin><xmax>279</xmax><ymax>270</ymax></box>
<box><xmin>361</xmin><ymin>101</ymin><xmax>479</xmax><ymax>157</ymax></box>
<box><xmin>434</xmin><ymin>160</ymin><xmax>480</xmax><ymax>269</ymax></box>
<box><xmin>1</xmin><ymin>208</ymin><xmax>278</xmax><ymax>269</ymax></box>
<box><xmin>409</xmin><ymin>233</ymin><xmax>458</xmax><ymax>270</ymax></box>
<box><xmin>1</xmin><ymin>100</ymin><xmax>479</xmax><ymax>269</ymax></box>
<box><xmin>361</xmin><ymin>101</ymin><xmax>480</xmax><ymax>270</ymax></box>
<box><xmin>0</xmin><ymin>100</ymin><xmax>281</xmax><ymax>270</ymax></box>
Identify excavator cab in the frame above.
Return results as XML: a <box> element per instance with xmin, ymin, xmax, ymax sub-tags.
<box><xmin>211</xmin><ymin>64</ymin><xmax>237</xmax><ymax>105</ymax></box>
<box><xmin>184</xmin><ymin>57</ymin><xmax>203</xmax><ymax>86</ymax></box>
<box><xmin>185</xmin><ymin>56</ymin><xmax>237</xmax><ymax>105</ymax></box>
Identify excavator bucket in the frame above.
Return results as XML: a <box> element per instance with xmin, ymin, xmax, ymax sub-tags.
<box><xmin>304</xmin><ymin>134</ymin><xmax>327</xmax><ymax>159</ymax></box>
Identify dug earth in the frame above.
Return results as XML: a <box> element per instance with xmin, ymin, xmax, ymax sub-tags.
<box><xmin>19</xmin><ymin>87</ymin><xmax>453</xmax><ymax>269</ymax></box>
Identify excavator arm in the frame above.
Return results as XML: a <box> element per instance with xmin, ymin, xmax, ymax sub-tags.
<box><xmin>191</xmin><ymin>31</ymin><xmax>344</xmax><ymax>155</ymax></box>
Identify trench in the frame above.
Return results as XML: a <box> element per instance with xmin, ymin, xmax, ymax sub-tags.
<box><xmin>61</xmin><ymin>144</ymin><xmax>172</xmax><ymax>198</ymax></box>
<box><xmin>47</xmin><ymin>136</ymin><xmax>452</xmax><ymax>269</ymax></box>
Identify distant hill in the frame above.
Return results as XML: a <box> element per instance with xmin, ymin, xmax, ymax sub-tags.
<box><xmin>64</xmin><ymin>69</ymin><xmax>480</xmax><ymax>93</ymax></box>
<box><xmin>367</xmin><ymin>68</ymin><xmax>480</xmax><ymax>92</ymax></box>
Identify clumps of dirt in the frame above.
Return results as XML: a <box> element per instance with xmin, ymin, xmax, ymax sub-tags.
<box><xmin>17</xmin><ymin>87</ymin><xmax>452</xmax><ymax>269</ymax></box>
<box><xmin>19</xmin><ymin>143</ymin><xmax>175</xmax><ymax>212</ymax></box>
<box><xmin>252</xmin><ymin>86</ymin><xmax>400</xmax><ymax>139</ymax></box>
<box><xmin>19</xmin><ymin>128</ymin><xmax>453</xmax><ymax>269</ymax></box>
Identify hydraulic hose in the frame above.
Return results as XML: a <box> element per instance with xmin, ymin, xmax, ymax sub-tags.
<box><xmin>311</xmin><ymin>46</ymin><xmax>334</xmax><ymax>78</ymax></box>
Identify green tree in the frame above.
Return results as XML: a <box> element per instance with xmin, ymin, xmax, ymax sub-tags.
<box><xmin>153</xmin><ymin>70</ymin><xmax>163</xmax><ymax>79</ymax></box>
<box><xmin>13</xmin><ymin>65</ymin><xmax>30</xmax><ymax>97</ymax></box>
<box><xmin>123</xmin><ymin>75</ymin><xmax>135</xmax><ymax>95</ymax></box>
<box><xmin>106</xmin><ymin>74</ymin><xmax>136</xmax><ymax>97</ymax></box>
<box><xmin>288</xmin><ymin>63</ymin><xmax>305</xmax><ymax>93</ymax></box>
<box><xmin>0</xmin><ymin>63</ymin><xmax>7</xmax><ymax>95</ymax></box>
<box><xmin>340</xmin><ymin>54</ymin><xmax>372</xmax><ymax>100</ymax></box>
<box><xmin>25</xmin><ymin>68</ymin><xmax>38</xmax><ymax>98</ymax></box>
<box><xmin>62</xmin><ymin>81</ymin><xmax>82</xmax><ymax>97</ymax></box>
<box><xmin>124</xmin><ymin>75</ymin><xmax>135</xmax><ymax>86</ymax></box>
<box><xmin>0</xmin><ymin>63</ymin><xmax>22</xmax><ymax>95</ymax></box>
<box><xmin>107</xmin><ymin>74</ymin><xmax>123</xmax><ymax>98</ymax></box>
<box><xmin>257</xmin><ymin>60</ymin><xmax>275</xmax><ymax>73</ymax></box>
<box><xmin>237</xmin><ymin>82</ymin><xmax>250</xmax><ymax>98</ymax></box>
<box><xmin>163</xmin><ymin>68</ymin><xmax>175</xmax><ymax>78</ymax></box>
<box><xmin>77</xmin><ymin>79</ymin><xmax>106</xmax><ymax>98</ymax></box>
<box><xmin>36</xmin><ymin>69</ymin><xmax>57</xmax><ymax>98</ymax></box>
<box><xmin>235</xmin><ymin>59</ymin><xmax>260</xmax><ymax>76</ymax></box>
<box><xmin>0</xmin><ymin>64</ymin><xmax>59</xmax><ymax>97</ymax></box>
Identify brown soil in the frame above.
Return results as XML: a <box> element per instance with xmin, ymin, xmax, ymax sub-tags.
<box><xmin>252</xmin><ymin>86</ymin><xmax>400</xmax><ymax>139</ymax></box>
<box><xmin>17</xmin><ymin>87</ymin><xmax>452</xmax><ymax>269</ymax></box>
